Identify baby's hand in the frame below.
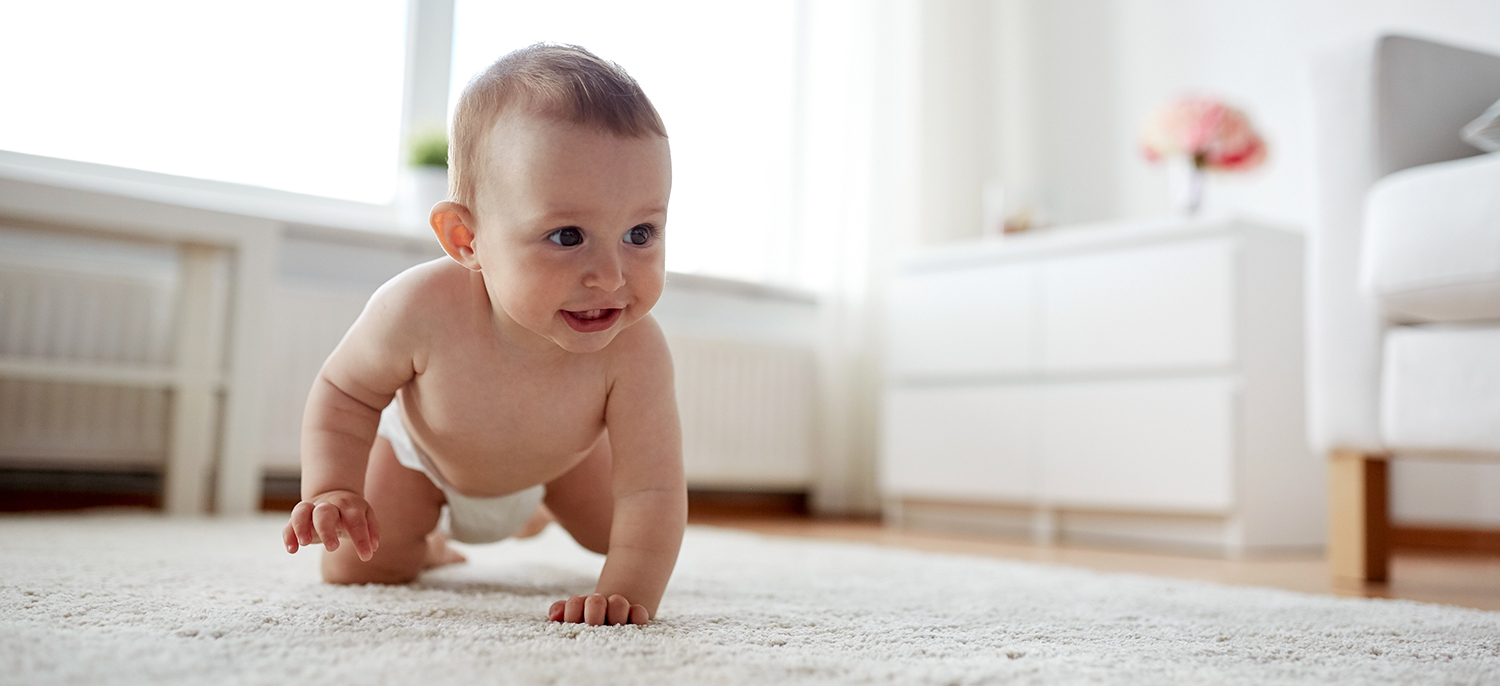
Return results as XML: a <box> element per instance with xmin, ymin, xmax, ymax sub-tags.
<box><xmin>548</xmin><ymin>593</ymin><xmax>649</xmax><ymax>626</ymax></box>
<box><xmin>282</xmin><ymin>490</ymin><xmax>381</xmax><ymax>562</ymax></box>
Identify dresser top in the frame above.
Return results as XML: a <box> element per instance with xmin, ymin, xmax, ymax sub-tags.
<box><xmin>898</xmin><ymin>214</ymin><xmax>1300</xmax><ymax>273</ymax></box>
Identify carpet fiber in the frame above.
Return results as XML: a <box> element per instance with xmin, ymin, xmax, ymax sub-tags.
<box><xmin>2</xmin><ymin>513</ymin><xmax>1498</xmax><ymax>685</ymax></box>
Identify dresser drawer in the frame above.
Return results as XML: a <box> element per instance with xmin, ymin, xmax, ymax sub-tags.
<box><xmin>1040</xmin><ymin>376</ymin><xmax>1236</xmax><ymax>512</ymax></box>
<box><xmin>886</xmin><ymin>263</ymin><xmax>1036</xmax><ymax>378</ymax></box>
<box><xmin>1042</xmin><ymin>238</ymin><xmax>1236</xmax><ymax>373</ymax></box>
<box><xmin>881</xmin><ymin>385</ymin><xmax>1039</xmax><ymax>501</ymax></box>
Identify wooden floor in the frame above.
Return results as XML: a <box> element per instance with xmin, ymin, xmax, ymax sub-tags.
<box><xmin>691</xmin><ymin>514</ymin><xmax>1500</xmax><ymax>612</ymax></box>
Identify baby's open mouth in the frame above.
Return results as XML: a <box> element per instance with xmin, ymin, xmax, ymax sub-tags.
<box><xmin>561</xmin><ymin>307</ymin><xmax>622</xmax><ymax>332</ymax></box>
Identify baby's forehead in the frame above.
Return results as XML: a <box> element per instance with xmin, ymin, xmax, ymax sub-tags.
<box><xmin>485</xmin><ymin>108</ymin><xmax>638</xmax><ymax>152</ymax></box>
<box><xmin>474</xmin><ymin>111</ymin><xmax>669</xmax><ymax>211</ymax></box>
<box><xmin>486</xmin><ymin>110</ymin><xmax>668</xmax><ymax>169</ymax></box>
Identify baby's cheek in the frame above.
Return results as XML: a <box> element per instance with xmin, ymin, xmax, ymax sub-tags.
<box><xmin>631</xmin><ymin>272</ymin><xmax>666</xmax><ymax>310</ymax></box>
<box><xmin>489</xmin><ymin>281</ymin><xmax>545</xmax><ymax>321</ymax></box>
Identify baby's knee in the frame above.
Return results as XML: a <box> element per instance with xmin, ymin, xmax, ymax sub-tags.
<box><xmin>573</xmin><ymin>530</ymin><xmax>610</xmax><ymax>555</ymax></box>
<box><xmin>320</xmin><ymin>551</ymin><xmax>418</xmax><ymax>585</ymax></box>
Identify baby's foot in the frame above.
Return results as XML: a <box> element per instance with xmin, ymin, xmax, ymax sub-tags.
<box><xmin>516</xmin><ymin>503</ymin><xmax>554</xmax><ymax>538</ymax></box>
<box><xmin>423</xmin><ymin>530</ymin><xmax>466</xmax><ymax>569</ymax></box>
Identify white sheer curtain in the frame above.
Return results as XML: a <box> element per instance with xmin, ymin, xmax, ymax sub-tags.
<box><xmin>794</xmin><ymin>0</ymin><xmax>922</xmax><ymax>514</ymax></box>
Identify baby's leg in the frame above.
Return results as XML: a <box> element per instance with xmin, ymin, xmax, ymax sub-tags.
<box><xmin>543</xmin><ymin>433</ymin><xmax>614</xmax><ymax>554</ymax></box>
<box><xmin>515</xmin><ymin>502</ymin><xmax>554</xmax><ymax>538</ymax></box>
<box><xmin>321</xmin><ymin>435</ymin><xmax>446</xmax><ymax>584</ymax></box>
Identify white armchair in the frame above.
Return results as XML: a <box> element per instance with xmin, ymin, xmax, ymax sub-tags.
<box><xmin>1308</xmin><ymin>34</ymin><xmax>1500</xmax><ymax>581</ymax></box>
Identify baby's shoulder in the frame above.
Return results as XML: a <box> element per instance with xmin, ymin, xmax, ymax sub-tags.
<box><xmin>366</xmin><ymin>258</ymin><xmax>473</xmax><ymax>322</ymax></box>
<box><xmin>351</xmin><ymin>259</ymin><xmax>476</xmax><ymax>354</ymax></box>
<box><xmin>605</xmin><ymin>314</ymin><xmax>674</xmax><ymax>375</ymax></box>
<box><xmin>319</xmin><ymin>259</ymin><xmax>471</xmax><ymax>382</ymax></box>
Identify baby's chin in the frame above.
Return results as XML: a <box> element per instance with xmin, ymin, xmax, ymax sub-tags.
<box><xmin>550</xmin><ymin>332</ymin><xmax>620</xmax><ymax>354</ymax></box>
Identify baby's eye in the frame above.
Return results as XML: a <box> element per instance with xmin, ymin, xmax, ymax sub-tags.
<box><xmin>623</xmin><ymin>224</ymin><xmax>655</xmax><ymax>246</ymax></box>
<box><xmin>548</xmin><ymin>227</ymin><xmax>583</xmax><ymax>247</ymax></box>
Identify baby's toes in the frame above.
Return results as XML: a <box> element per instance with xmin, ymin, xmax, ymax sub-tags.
<box><xmin>422</xmin><ymin>531</ymin><xmax>466</xmax><ymax>569</ymax></box>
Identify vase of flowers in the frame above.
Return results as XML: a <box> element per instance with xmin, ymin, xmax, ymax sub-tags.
<box><xmin>1140</xmin><ymin>97</ymin><xmax>1265</xmax><ymax>215</ymax></box>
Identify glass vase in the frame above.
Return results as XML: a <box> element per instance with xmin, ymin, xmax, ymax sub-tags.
<box><xmin>1167</xmin><ymin>155</ymin><xmax>1205</xmax><ymax>216</ymax></box>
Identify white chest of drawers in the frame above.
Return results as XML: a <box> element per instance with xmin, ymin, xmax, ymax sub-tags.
<box><xmin>880</xmin><ymin>217</ymin><xmax>1323</xmax><ymax>555</ymax></box>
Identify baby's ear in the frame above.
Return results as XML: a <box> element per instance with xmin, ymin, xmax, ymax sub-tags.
<box><xmin>430</xmin><ymin>201</ymin><xmax>481</xmax><ymax>271</ymax></box>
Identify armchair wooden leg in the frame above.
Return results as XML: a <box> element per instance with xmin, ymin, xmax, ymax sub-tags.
<box><xmin>1328</xmin><ymin>450</ymin><xmax>1389</xmax><ymax>582</ymax></box>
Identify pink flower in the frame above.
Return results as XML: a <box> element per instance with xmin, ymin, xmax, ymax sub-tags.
<box><xmin>1141</xmin><ymin>97</ymin><xmax>1266</xmax><ymax>172</ymax></box>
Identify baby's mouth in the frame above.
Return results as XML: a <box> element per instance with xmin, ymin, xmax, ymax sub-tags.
<box><xmin>561</xmin><ymin>307</ymin><xmax>622</xmax><ymax>333</ymax></box>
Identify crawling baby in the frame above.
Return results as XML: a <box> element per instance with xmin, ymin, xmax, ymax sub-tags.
<box><xmin>282</xmin><ymin>43</ymin><xmax>685</xmax><ymax>627</ymax></box>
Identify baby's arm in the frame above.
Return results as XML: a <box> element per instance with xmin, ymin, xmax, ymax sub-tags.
<box><xmin>551</xmin><ymin>320</ymin><xmax>686</xmax><ymax>625</ymax></box>
<box><xmin>282</xmin><ymin>276</ymin><xmax>426</xmax><ymax>561</ymax></box>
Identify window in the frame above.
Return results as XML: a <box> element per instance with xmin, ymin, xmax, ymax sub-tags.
<box><xmin>450</xmin><ymin>0</ymin><xmax>801</xmax><ymax>283</ymax></box>
<box><xmin>3</xmin><ymin>1</ymin><xmax>805</xmax><ymax>284</ymax></box>
<box><xmin>0</xmin><ymin>1</ymin><xmax>407</xmax><ymax>204</ymax></box>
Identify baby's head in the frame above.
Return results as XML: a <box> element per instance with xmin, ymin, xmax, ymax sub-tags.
<box><xmin>431</xmin><ymin>44</ymin><xmax>671</xmax><ymax>354</ymax></box>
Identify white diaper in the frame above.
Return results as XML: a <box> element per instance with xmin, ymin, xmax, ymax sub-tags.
<box><xmin>376</xmin><ymin>399</ymin><xmax>545</xmax><ymax>544</ymax></box>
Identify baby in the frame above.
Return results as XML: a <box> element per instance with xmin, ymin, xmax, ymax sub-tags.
<box><xmin>281</xmin><ymin>44</ymin><xmax>685</xmax><ymax>627</ymax></box>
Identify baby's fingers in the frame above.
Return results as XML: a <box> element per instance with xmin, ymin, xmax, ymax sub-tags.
<box><xmin>550</xmin><ymin>595</ymin><xmax>644</xmax><ymax>625</ymax></box>
<box><xmin>605</xmin><ymin>594</ymin><xmax>631</xmax><ymax>626</ymax></box>
<box><xmin>281</xmin><ymin>520</ymin><xmax>299</xmax><ymax>554</ymax></box>
<box><xmin>563</xmin><ymin>595</ymin><xmax>586</xmax><ymax>623</ymax></box>
<box><xmin>340</xmin><ymin>504</ymin><xmax>375</xmax><ymax>561</ymax></box>
<box><xmin>583</xmin><ymin>594</ymin><xmax>608</xmax><ymax>626</ymax></box>
<box><xmin>312</xmin><ymin>502</ymin><xmax>342</xmax><ymax>552</ymax></box>
<box><xmin>288</xmin><ymin>501</ymin><xmax>318</xmax><ymax>548</ymax></box>
<box><xmin>366</xmin><ymin>510</ymin><xmax>382</xmax><ymax>554</ymax></box>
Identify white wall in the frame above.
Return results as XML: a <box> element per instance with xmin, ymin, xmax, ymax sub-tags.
<box><xmin>918</xmin><ymin>0</ymin><xmax>1500</xmax><ymax>234</ymax></box>
<box><xmin>1036</xmin><ymin>0</ymin><xmax>1500</xmax><ymax>226</ymax></box>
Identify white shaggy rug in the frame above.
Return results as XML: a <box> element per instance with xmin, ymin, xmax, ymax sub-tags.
<box><xmin>2</xmin><ymin>514</ymin><xmax>1499</xmax><ymax>685</ymax></box>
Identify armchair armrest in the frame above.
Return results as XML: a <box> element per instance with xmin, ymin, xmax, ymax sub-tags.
<box><xmin>1307</xmin><ymin>37</ymin><xmax>1387</xmax><ymax>454</ymax></box>
<box><xmin>1306</xmin><ymin>35</ymin><xmax>1500</xmax><ymax>455</ymax></box>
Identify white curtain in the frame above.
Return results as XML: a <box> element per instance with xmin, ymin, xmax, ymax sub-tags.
<box><xmin>794</xmin><ymin>0</ymin><xmax>923</xmax><ymax>515</ymax></box>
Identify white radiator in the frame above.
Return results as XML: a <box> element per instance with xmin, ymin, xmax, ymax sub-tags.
<box><xmin>0</xmin><ymin>229</ymin><xmax>179</xmax><ymax>468</ymax></box>
<box><xmin>668</xmin><ymin>337</ymin><xmax>816</xmax><ymax>489</ymax></box>
<box><xmin>258</xmin><ymin>281</ymin><xmax>373</xmax><ymax>474</ymax></box>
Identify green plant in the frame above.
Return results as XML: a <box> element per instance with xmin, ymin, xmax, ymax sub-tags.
<box><xmin>409</xmin><ymin>130</ymin><xmax>449</xmax><ymax>168</ymax></box>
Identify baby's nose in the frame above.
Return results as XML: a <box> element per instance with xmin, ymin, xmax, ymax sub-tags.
<box><xmin>583</xmin><ymin>249</ymin><xmax>626</xmax><ymax>291</ymax></box>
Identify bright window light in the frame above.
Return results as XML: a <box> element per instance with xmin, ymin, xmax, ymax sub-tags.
<box><xmin>0</xmin><ymin>1</ymin><xmax>407</xmax><ymax>204</ymax></box>
<box><xmin>450</xmin><ymin>0</ymin><xmax>800</xmax><ymax>283</ymax></box>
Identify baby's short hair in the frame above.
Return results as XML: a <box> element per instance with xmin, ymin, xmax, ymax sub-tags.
<box><xmin>449</xmin><ymin>43</ymin><xmax>667</xmax><ymax>213</ymax></box>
